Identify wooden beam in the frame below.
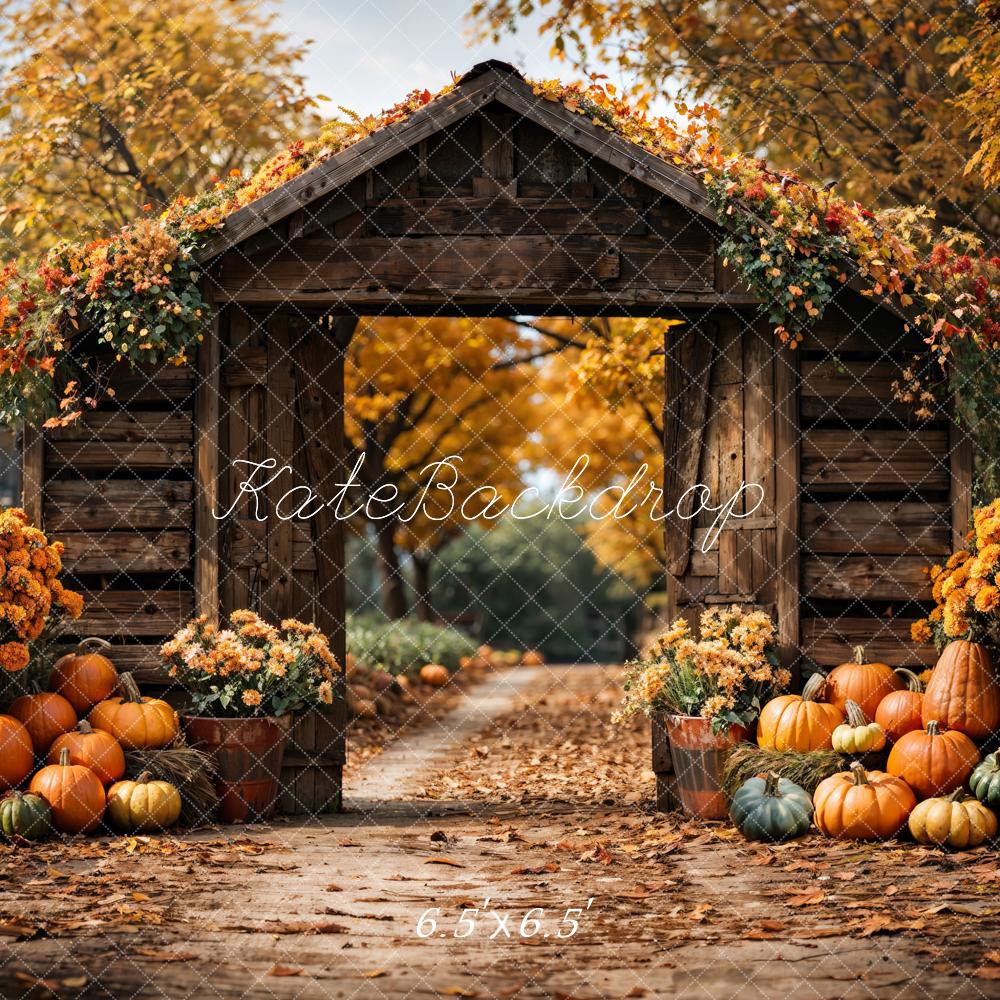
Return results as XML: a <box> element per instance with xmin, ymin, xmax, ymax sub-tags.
<box><xmin>802</xmin><ymin>555</ymin><xmax>932</xmax><ymax>601</ymax></box>
<box><xmin>44</xmin><ymin>480</ymin><xmax>193</xmax><ymax>532</ymax></box>
<box><xmin>663</xmin><ymin>321</ymin><xmax>717</xmax><ymax>581</ymax></box>
<box><xmin>801</xmin><ymin>617</ymin><xmax>936</xmax><ymax>669</ymax></box>
<box><xmin>194</xmin><ymin>291</ymin><xmax>221</xmax><ymax>622</ymax></box>
<box><xmin>21</xmin><ymin>425</ymin><xmax>44</xmax><ymax>525</ymax></box>
<box><xmin>949</xmin><ymin>409</ymin><xmax>974</xmax><ymax>549</ymax></box>
<box><xmin>289</xmin><ymin>315</ymin><xmax>356</xmax><ymax>789</ymax></box>
<box><xmin>774</xmin><ymin>341</ymin><xmax>800</xmax><ymax>674</ymax></box>
<box><xmin>291</xmin><ymin>316</ymin><xmax>354</xmax><ymax>651</ymax></box>
<box><xmin>215</xmin><ymin>286</ymin><xmax>756</xmax><ymax>311</ymax></box>
<box><xmin>801</xmin><ymin>429</ymin><xmax>950</xmax><ymax>492</ymax></box>
<box><xmin>263</xmin><ymin>312</ymin><xmax>296</xmax><ymax>621</ymax></box>
<box><xmin>801</xmin><ymin>501</ymin><xmax>951</xmax><ymax>556</ymax></box>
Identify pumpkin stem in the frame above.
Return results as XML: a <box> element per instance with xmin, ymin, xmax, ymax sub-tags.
<box><xmin>853</xmin><ymin>645</ymin><xmax>866</xmax><ymax>665</ymax></box>
<box><xmin>58</xmin><ymin>747</ymin><xmax>71</xmax><ymax>767</ymax></box>
<box><xmin>763</xmin><ymin>771</ymin><xmax>782</xmax><ymax>797</ymax></box>
<box><xmin>948</xmin><ymin>787</ymin><xmax>967</xmax><ymax>803</ymax></box>
<box><xmin>926</xmin><ymin>720</ymin><xmax>941</xmax><ymax>736</ymax></box>
<box><xmin>801</xmin><ymin>672</ymin><xmax>827</xmax><ymax>703</ymax></box>
<box><xmin>844</xmin><ymin>699</ymin><xmax>868</xmax><ymax>727</ymax></box>
<box><xmin>118</xmin><ymin>672</ymin><xmax>143</xmax><ymax>704</ymax></box>
<box><xmin>79</xmin><ymin>637</ymin><xmax>113</xmax><ymax>653</ymax></box>
<box><xmin>894</xmin><ymin>668</ymin><xmax>923</xmax><ymax>693</ymax></box>
<box><xmin>849</xmin><ymin>762</ymin><xmax>869</xmax><ymax>786</ymax></box>
<box><xmin>77</xmin><ymin>720</ymin><xmax>93</xmax><ymax>734</ymax></box>
<box><xmin>10</xmin><ymin>790</ymin><xmax>23</xmax><ymax>802</ymax></box>
<box><xmin>136</xmin><ymin>771</ymin><xmax>153</xmax><ymax>784</ymax></box>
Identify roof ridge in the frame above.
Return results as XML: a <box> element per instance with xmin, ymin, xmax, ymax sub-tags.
<box><xmin>461</xmin><ymin>60</ymin><xmax>524</xmax><ymax>82</ymax></box>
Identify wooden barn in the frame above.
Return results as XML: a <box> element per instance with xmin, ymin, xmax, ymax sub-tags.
<box><xmin>22</xmin><ymin>61</ymin><xmax>971</xmax><ymax>813</ymax></box>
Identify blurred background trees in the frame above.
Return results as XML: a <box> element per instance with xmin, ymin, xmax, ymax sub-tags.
<box><xmin>0</xmin><ymin>0</ymin><xmax>317</xmax><ymax>253</ymax></box>
<box><xmin>469</xmin><ymin>0</ymin><xmax>1000</xmax><ymax>240</ymax></box>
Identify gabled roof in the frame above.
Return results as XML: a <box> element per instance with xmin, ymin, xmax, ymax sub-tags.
<box><xmin>197</xmin><ymin>61</ymin><xmax>716</xmax><ymax>262</ymax></box>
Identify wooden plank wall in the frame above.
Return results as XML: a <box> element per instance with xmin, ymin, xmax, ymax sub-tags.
<box><xmin>37</xmin><ymin>358</ymin><xmax>199</xmax><ymax>685</ymax></box>
<box><xmin>796</xmin><ymin>303</ymin><xmax>949</xmax><ymax>670</ymax></box>
<box><xmin>213</xmin><ymin>108</ymin><xmax>734</xmax><ymax>315</ymax></box>
<box><xmin>665</xmin><ymin>297</ymin><xmax>959</xmax><ymax>676</ymax></box>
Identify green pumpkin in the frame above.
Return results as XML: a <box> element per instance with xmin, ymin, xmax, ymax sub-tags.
<box><xmin>0</xmin><ymin>791</ymin><xmax>53</xmax><ymax>841</ymax></box>
<box><xmin>970</xmin><ymin>753</ymin><xmax>1000</xmax><ymax>808</ymax></box>
<box><xmin>730</xmin><ymin>771</ymin><xmax>813</xmax><ymax>842</ymax></box>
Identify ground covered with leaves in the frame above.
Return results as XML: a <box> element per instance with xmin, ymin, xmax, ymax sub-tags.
<box><xmin>3</xmin><ymin>665</ymin><xmax>1000</xmax><ymax>999</ymax></box>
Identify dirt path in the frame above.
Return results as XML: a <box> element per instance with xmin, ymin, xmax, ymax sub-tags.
<box><xmin>4</xmin><ymin>665</ymin><xmax>1000</xmax><ymax>1000</ymax></box>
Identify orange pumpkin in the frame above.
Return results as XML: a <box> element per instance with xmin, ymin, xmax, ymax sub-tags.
<box><xmin>813</xmin><ymin>763</ymin><xmax>916</xmax><ymax>840</ymax></box>
<box><xmin>47</xmin><ymin>720</ymin><xmax>125</xmax><ymax>785</ymax></box>
<box><xmin>419</xmin><ymin>664</ymin><xmax>450</xmax><ymax>688</ymax></box>
<box><xmin>8</xmin><ymin>692</ymin><xmax>77</xmax><ymax>754</ymax></box>
<box><xmin>825</xmin><ymin>646</ymin><xmax>904</xmax><ymax>721</ymax></box>
<box><xmin>874</xmin><ymin>668</ymin><xmax>925</xmax><ymax>742</ymax></box>
<box><xmin>886</xmin><ymin>720</ymin><xmax>980</xmax><ymax>800</ymax></box>
<box><xmin>49</xmin><ymin>637</ymin><xmax>119</xmax><ymax>713</ymax></box>
<box><xmin>29</xmin><ymin>747</ymin><xmax>106</xmax><ymax>834</ymax></box>
<box><xmin>922</xmin><ymin>640</ymin><xmax>1000</xmax><ymax>741</ymax></box>
<box><xmin>88</xmin><ymin>673</ymin><xmax>178</xmax><ymax>750</ymax></box>
<box><xmin>756</xmin><ymin>673</ymin><xmax>844</xmax><ymax>751</ymax></box>
<box><xmin>0</xmin><ymin>715</ymin><xmax>34</xmax><ymax>791</ymax></box>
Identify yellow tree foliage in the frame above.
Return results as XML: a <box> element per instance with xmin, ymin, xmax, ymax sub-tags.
<box><xmin>470</xmin><ymin>0</ymin><xmax>997</xmax><ymax>237</ymax></box>
<box><xmin>0</xmin><ymin>0</ymin><xmax>317</xmax><ymax>250</ymax></box>
<box><xmin>528</xmin><ymin>321</ymin><xmax>670</xmax><ymax>590</ymax></box>
<box><xmin>948</xmin><ymin>1</ymin><xmax>1000</xmax><ymax>188</ymax></box>
<box><xmin>345</xmin><ymin>317</ymin><xmax>545</xmax><ymax>617</ymax></box>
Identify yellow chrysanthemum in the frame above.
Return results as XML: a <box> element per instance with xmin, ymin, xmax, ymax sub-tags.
<box><xmin>975</xmin><ymin>584</ymin><xmax>1000</xmax><ymax>613</ymax></box>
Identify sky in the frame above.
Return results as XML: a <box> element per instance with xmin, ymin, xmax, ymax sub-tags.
<box><xmin>281</xmin><ymin>0</ymin><xmax>575</xmax><ymax>116</ymax></box>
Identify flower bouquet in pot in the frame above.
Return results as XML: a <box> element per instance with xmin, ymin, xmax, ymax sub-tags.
<box><xmin>615</xmin><ymin>606</ymin><xmax>788</xmax><ymax>819</ymax></box>
<box><xmin>160</xmin><ymin>610</ymin><xmax>340</xmax><ymax>823</ymax></box>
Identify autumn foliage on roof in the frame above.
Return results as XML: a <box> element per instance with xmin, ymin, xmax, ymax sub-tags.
<box><xmin>0</xmin><ymin>71</ymin><xmax>998</xmax><ymax>427</ymax></box>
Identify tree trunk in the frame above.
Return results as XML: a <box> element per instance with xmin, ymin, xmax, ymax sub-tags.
<box><xmin>412</xmin><ymin>553</ymin><xmax>434</xmax><ymax>623</ymax></box>
<box><xmin>376</xmin><ymin>521</ymin><xmax>408</xmax><ymax>619</ymax></box>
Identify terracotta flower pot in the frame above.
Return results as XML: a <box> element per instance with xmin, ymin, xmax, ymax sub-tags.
<box><xmin>665</xmin><ymin>715</ymin><xmax>746</xmax><ymax>820</ymax></box>
<box><xmin>183</xmin><ymin>715</ymin><xmax>289</xmax><ymax>823</ymax></box>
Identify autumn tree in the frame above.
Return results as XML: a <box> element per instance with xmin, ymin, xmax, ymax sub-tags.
<box><xmin>0</xmin><ymin>0</ymin><xmax>317</xmax><ymax>251</ymax></box>
<box><xmin>525</xmin><ymin>318</ymin><xmax>672</xmax><ymax>590</ymax></box>
<box><xmin>470</xmin><ymin>0</ymin><xmax>998</xmax><ymax>238</ymax></box>
<box><xmin>948</xmin><ymin>0</ymin><xmax>1000</xmax><ymax>189</ymax></box>
<box><xmin>345</xmin><ymin>317</ymin><xmax>548</xmax><ymax>619</ymax></box>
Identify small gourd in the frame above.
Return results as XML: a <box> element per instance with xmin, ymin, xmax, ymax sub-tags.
<box><xmin>419</xmin><ymin>664</ymin><xmax>450</xmax><ymax>687</ymax></box>
<box><xmin>0</xmin><ymin>791</ymin><xmax>53</xmax><ymax>841</ymax></box>
<box><xmin>969</xmin><ymin>753</ymin><xmax>1000</xmax><ymax>809</ymax></box>
<box><xmin>729</xmin><ymin>772</ymin><xmax>813</xmax><ymax>842</ymax></box>
<box><xmin>831</xmin><ymin>700</ymin><xmax>886</xmax><ymax>754</ymax></box>
<box><xmin>908</xmin><ymin>788</ymin><xmax>999</xmax><ymax>849</ymax></box>
<box><xmin>106</xmin><ymin>772</ymin><xmax>182</xmax><ymax>833</ymax></box>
